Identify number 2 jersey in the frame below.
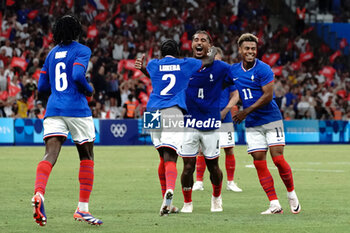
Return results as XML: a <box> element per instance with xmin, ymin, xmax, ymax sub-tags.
<box><xmin>39</xmin><ymin>41</ymin><xmax>93</xmax><ymax>117</ymax></box>
<box><xmin>228</xmin><ymin>59</ymin><xmax>282</xmax><ymax>127</ymax></box>
<box><xmin>146</xmin><ymin>56</ymin><xmax>202</xmax><ymax>112</ymax></box>
<box><xmin>186</xmin><ymin>60</ymin><xmax>231</xmax><ymax>130</ymax></box>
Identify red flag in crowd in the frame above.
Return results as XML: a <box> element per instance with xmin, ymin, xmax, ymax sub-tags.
<box><xmin>0</xmin><ymin>91</ymin><xmax>8</xmax><ymax>101</ymax></box>
<box><xmin>27</xmin><ymin>94</ymin><xmax>35</xmax><ymax>110</ymax></box>
<box><xmin>147</xmin><ymin>47</ymin><xmax>153</xmax><ymax>62</ymax></box>
<box><xmin>161</xmin><ymin>20</ymin><xmax>172</xmax><ymax>28</ymax></box>
<box><xmin>132</xmin><ymin>70</ymin><xmax>143</xmax><ymax>79</ymax></box>
<box><xmin>114</xmin><ymin>17</ymin><xmax>122</xmax><ymax>28</ymax></box>
<box><xmin>319</xmin><ymin>66</ymin><xmax>336</xmax><ymax>80</ymax></box>
<box><xmin>181</xmin><ymin>40</ymin><xmax>192</xmax><ymax>51</ymax></box>
<box><xmin>113</xmin><ymin>4</ymin><xmax>121</xmax><ymax>17</ymax></box>
<box><xmin>262</xmin><ymin>53</ymin><xmax>280</xmax><ymax>67</ymax></box>
<box><xmin>6</xmin><ymin>0</ymin><xmax>15</xmax><ymax>6</ymax></box>
<box><xmin>230</xmin><ymin>15</ymin><xmax>237</xmax><ymax>23</ymax></box>
<box><xmin>8</xmin><ymin>82</ymin><xmax>21</xmax><ymax>97</ymax></box>
<box><xmin>272</xmin><ymin>66</ymin><xmax>283</xmax><ymax>76</ymax></box>
<box><xmin>95</xmin><ymin>11</ymin><xmax>108</xmax><ymax>21</ymax></box>
<box><xmin>87</xmin><ymin>24</ymin><xmax>98</xmax><ymax>38</ymax></box>
<box><xmin>339</xmin><ymin>38</ymin><xmax>348</xmax><ymax>49</ymax></box>
<box><xmin>146</xmin><ymin>20</ymin><xmax>158</xmax><ymax>32</ymax></box>
<box><xmin>10</xmin><ymin>57</ymin><xmax>28</xmax><ymax>71</ymax></box>
<box><xmin>32</xmin><ymin>69</ymin><xmax>41</xmax><ymax>81</ymax></box>
<box><xmin>1</xmin><ymin>27</ymin><xmax>12</xmax><ymax>39</ymax></box>
<box><xmin>64</xmin><ymin>0</ymin><xmax>74</xmax><ymax>8</ymax></box>
<box><xmin>180</xmin><ymin>32</ymin><xmax>188</xmax><ymax>43</ymax></box>
<box><xmin>28</xmin><ymin>10</ymin><xmax>39</xmax><ymax>20</ymax></box>
<box><xmin>299</xmin><ymin>51</ymin><xmax>314</xmax><ymax>63</ymax></box>
<box><xmin>329</xmin><ymin>50</ymin><xmax>341</xmax><ymax>63</ymax></box>
<box><xmin>302</xmin><ymin>26</ymin><xmax>314</xmax><ymax>35</ymax></box>
<box><xmin>291</xmin><ymin>61</ymin><xmax>301</xmax><ymax>70</ymax></box>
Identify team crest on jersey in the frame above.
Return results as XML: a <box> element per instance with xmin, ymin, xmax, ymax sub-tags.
<box><xmin>55</xmin><ymin>51</ymin><xmax>67</xmax><ymax>59</ymax></box>
<box><xmin>209</xmin><ymin>74</ymin><xmax>214</xmax><ymax>82</ymax></box>
<box><xmin>143</xmin><ymin>110</ymin><xmax>161</xmax><ymax>129</ymax></box>
<box><xmin>251</xmin><ymin>74</ymin><xmax>255</xmax><ymax>82</ymax></box>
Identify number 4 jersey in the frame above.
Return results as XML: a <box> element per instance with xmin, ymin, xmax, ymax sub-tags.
<box><xmin>229</xmin><ymin>59</ymin><xmax>282</xmax><ymax>127</ymax></box>
<box><xmin>146</xmin><ymin>56</ymin><xmax>202</xmax><ymax>112</ymax></box>
<box><xmin>39</xmin><ymin>41</ymin><xmax>93</xmax><ymax>117</ymax></box>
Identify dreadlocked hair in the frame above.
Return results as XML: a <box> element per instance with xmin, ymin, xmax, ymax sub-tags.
<box><xmin>53</xmin><ymin>15</ymin><xmax>82</xmax><ymax>45</ymax></box>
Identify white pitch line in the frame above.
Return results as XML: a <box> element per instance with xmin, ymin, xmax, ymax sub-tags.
<box><xmin>244</xmin><ymin>165</ymin><xmax>345</xmax><ymax>173</ymax></box>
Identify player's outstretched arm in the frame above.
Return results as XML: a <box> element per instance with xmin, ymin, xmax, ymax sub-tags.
<box><xmin>201</xmin><ymin>46</ymin><xmax>217</xmax><ymax>67</ymax></box>
<box><xmin>134</xmin><ymin>54</ymin><xmax>150</xmax><ymax>78</ymax></box>
<box><xmin>221</xmin><ymin>90</ymin><xmax>239</xmax><ymax>120</ymax></box>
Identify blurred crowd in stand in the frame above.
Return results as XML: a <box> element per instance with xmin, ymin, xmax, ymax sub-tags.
<box><xmin>0</xmin><ymin>0</ymin><xmax>349</xmax><ymax>121</ymax></box>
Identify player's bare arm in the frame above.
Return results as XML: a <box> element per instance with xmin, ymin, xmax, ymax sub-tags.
<box><xmin>134</xmin><ymin>53</ymin><xmax>150</xmax><ymax>78</ymax></box>
<box><xmin>201</xmin><ymin>46</ymin><xmax>217</xmax><ymax>67</ymax></box>
<box><xmin>233</xmin><ymin>82</ymin><xmax>274</xmax><ymax>124</ymax></box>
<box><xmin>221</xmin><ymin>90</ymin><xmax>239</xmax><ymax>120</ymax></box>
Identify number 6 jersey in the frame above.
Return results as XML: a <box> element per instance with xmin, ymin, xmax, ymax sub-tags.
<box><xmin>146</xmin><ymin>56</ymin><xmax>202</xmax><ymax>112</ymax></box>
<box><xmin>38</xmin><ymin>41</ymin><xmax>93</xmax><ymax>117</ymax></box>
<box><xmin>228</xmin><ymin>59</ymin><xmax>282</xmax><ymax>127</ymax></box>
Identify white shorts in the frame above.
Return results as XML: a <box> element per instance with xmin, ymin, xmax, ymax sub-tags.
<box><xmin>43</xmin><ymin>116</ymin><xmax>95</xmax><ymax>145</ymax></box>
<box><xmin>150</xmin><ymin>107</ymin><xmax>184</xmax><ymax>152</ymax></box>
<box><xmin>245</xmin><ymin>120</ymin><xmax>285</xmax><ymax>153</ymax></box>
<box><xmin>179</xmin><ymin>128</ymin><xmax>220</xmax><ymax>159</ymax></box>
<box><xmin>220</xmin><ymin>122</ymin><xmax>235</xmax><ymax>148</ymax></box>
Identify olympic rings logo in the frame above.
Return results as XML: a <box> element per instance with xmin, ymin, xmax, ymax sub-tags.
<box><xmin>110</xmin><ymin>124</ymin><xmax>127</xmax><ymax>138</ymax></box>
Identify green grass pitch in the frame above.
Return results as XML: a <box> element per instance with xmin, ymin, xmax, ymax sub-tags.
<box><xmin>0</xmin><ymin>145</ymin><xmax>349</xmax><ymax>233</ymax></box>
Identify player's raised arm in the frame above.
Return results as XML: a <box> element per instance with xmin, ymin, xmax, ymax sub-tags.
<box><xmin>201</xmin><ymin>46</ymin><xmax>217</xmax><ymax>67</ymax></box>
<box><xmin>134</xmin><ymin>53</ymin><xmax>150</xmax><ymax>78</ymax></box>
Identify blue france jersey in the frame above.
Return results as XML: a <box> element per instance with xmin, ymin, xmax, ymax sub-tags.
<box><xmin>220</xmin><ymin>85</ymin><xmax>236</xmax><ymax>123</ymax></box>
<box><xmin>228</xmin><ymin>59</ymin><xmax>282</xmax><ymax>127</ymax></box>
<box><xmin>39</xmin><ymin>41</ymin><xmax>92</xmax><ymax>117</ymax></box>
<box><xmin>186</xmin><ymin>60</ymin><xmax>231</xmax><ymax>130</ymax></box>
<box><xmin>146</xmin><ymin>57</ymin><xmax>202</xmax><ymax>112</ymax></box>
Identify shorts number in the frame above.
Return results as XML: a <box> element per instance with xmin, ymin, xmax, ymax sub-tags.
<box><xmin>275</xmin><ymin>127</ymin><xmax>284</xmax><ymax>137</ymax></box>
<box><xmin>228</xmin><ymin>132</ymin><xmax>232</xmax><ymax>141</ymax></box>
<box><xmin>55</xmin><ymin>62</ymin><xmax>68</xmax><ymax>91</ymax></box>
<box><xmin>198</xmin><ymin>88</ymin><xmax>204</xmax><ymax>99</ymax></box>
<box><xmin>242</xmin><ymin>88</ymin><xmax>253</xmax><ymax>100</ymax></box>
<box><xmin>160</xmin><ymin>74</ymin><xmax>176</xmax><ymax>95</ymax></box>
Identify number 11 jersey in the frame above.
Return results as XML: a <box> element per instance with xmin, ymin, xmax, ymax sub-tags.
<box><xmin>146</xmin><ymin>56</ymin><xmax>202</xmax><ymax>112</ymax></box>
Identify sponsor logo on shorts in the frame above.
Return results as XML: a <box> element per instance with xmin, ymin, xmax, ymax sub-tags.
<box><xmin>110</xmin><ymin>124</ymin><xmax>127</xmax><ymax>137</ymax></box>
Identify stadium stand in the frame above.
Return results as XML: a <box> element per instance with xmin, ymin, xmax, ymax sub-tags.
<box><xmin>0</xmin><ymin>0</ymin><xmax>349</xmax><ymax>120</ymax></box>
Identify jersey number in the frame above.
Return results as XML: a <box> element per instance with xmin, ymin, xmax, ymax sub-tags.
<box><xmin>275</xmin><ymin>127</ymin><xmax>284</xmax><ymax>138</ymax></box>
<box><xmin>55</xmin><ymin>62</ymin><xmax>68</xmax><ymax>91</ymax></box>
<box><xmin>160</xmin><ymin>74</ymin><xmax>176</xmax><ymax>95</ymax></box>
<box><xmin>198</xmin><ymin>88</ymin><xmax>204</xmax><ymax>99</ymax></box>
<box><xmin>242</xmin><ymin>88</ymin><xmax>253</xmax><ymax>100</ymax></box>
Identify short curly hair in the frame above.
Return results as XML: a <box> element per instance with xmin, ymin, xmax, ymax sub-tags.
<box><xmin>53</xmin><ymin>15</ymin><xmax>82</xmax><ymax>45</ymax></box>
<box><xmin>237</xmin><ymin>33</ymin><xmax>258</xmax><ymax>47</ymax></box>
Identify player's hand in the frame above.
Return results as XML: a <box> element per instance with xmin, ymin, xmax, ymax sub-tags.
<box><xmin>208</xmin><ymin>46</ymin><xmax>217</xmax><ymax>57</ymax></box>
<box><xmin>232</xmin><ymin>110</ymin><xmax>248</xmax><ymax>124</ymax></box>
<box><xmin>134</xmin><ymin>54</ymin><xmax>145</xmax><ymax>70</ymax></box>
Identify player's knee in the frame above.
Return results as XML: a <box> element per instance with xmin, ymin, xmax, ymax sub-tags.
<box><xmin>183</xmin><ymin>162</ymin><xmax>195</xmax><ymax>174</ymax></box>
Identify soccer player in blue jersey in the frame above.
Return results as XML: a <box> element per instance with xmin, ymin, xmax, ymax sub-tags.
<box><xmin>228</xmin><ymin>33</ymin><xmax>301</xmax><ymax>214</ymax></box>
<box><xmin>192</xmin><ymin>48</ymin><xmax>242</xmax><ymax>192</ymax></box>
<box><xmin>134</xmin><ymin>39</ymin><xmax>216</xmax><ymax>216</ymax></box>
<box><xmin>31</xmin><ymin>15</ymin><xmax>102</xmax><ymax>226</ymax></box>
<box><xmin>179</xmin><ymin>31</ymin><xmax>232</xmax><ymax>213</ymax></box>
